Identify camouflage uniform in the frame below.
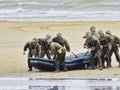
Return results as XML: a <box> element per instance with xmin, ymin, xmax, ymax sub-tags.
<box><xmin>24</xmin><ymin>41</ymin><xmax>40</xmax><ymax>71</ymax></box>
<box><xmin>99</xmin><ymin>30</ymin><xmax>113</xmax><ymax>68</ymax></box>
<box><xmin>84</xmin><ymin>32</ymin><xmax>102</xmax><ymax>70</ymax></box>
<box><xmin>49</xmin><ymin>41</ymin><xmax>67</xmax><ymax>71</ymax></box>
<box><xmin>38</xmin><ymin>38</ymin><xmax>51</xmax><ymax>59</ymax></box>
<box><xmin>106</xmin><ymin>31</ymin><xmax>120</xmax><ymax>67</ymax></box>
<box><xmin>52</xmin><ymin>34</ymin><xmax>70</xmax><ymax>52</ymax></box>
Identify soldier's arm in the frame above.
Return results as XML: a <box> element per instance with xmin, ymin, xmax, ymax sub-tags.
<box><xmin>23</xmin><ymin>42</ymin><xmax>30</xmax><ymax>55</ymax></box>
<box><xmin>52</xmin><ymin>37</ymin><xmax>57</xmax><ymax>42</ymax></box>
<box><xmin>94</xmin><ymin>40</ymin><xmax>100</xmax><ymax>49</ymax></box>
<box><xmin>36</xmin><ymin>44</ymin><xmax>41</xmax><ymax>55</ymax></box>
<box><xmin>24</xmin><ymin>42</ymin><xmax>30</xmax><ymax>51</ymax></box>
<box><xmin>63</xmin><ymin>39</ymin><xmax>71</xmax><ymax>52</ymax></box>
<box><xmin>106</xmin><ymin>36</ymin><xmax>113</xmax><ymax>45</ymax></box>
<box><xmin>38</xmin><ymin>38</ymin><xmax>45</xmax><ymax>45</ymax></box>
<box><xmin>84</xmin><ymin>39</ymin><xmax>89</xmax><ymax>48</ymax></box>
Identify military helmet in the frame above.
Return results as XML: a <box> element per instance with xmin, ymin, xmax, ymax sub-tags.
<box><xmin>57</xmin><ymin>33</ymin><xmax>62</xmax><ymax>37</ymax></box>
<box><xmin>98</xmin><ymin>30</ymin><xmax>104</xmax><ymax>34</ymax></box>
<box><xmin>32</xmin><ymin>37</ymin><xmax>38</xmax><ymax>42</ymax></box>
<box><xmin>45</xmin><ymin>35</ymin><xmax>51</xmax><ymax>40</ymax></box>
<box><xmin>84</xmin><ymin>32</ymin><xmax>92</xmax><ymax>37</ymax></box>
<box><xmin>90</xmin><ymin>26</ymin><xmax>96</xmax><ymax>30</ymax></box>
<box><xmin>105</xmin><ymin>30</ymin><xmax>111</xmax><ymax>35</ymax></box>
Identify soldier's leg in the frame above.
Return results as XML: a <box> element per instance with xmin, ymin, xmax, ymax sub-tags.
<box><xmin>96</xmin><ymin>50</ymin><xmax>103</xmax><ymax>70</ymax></box>
<box><xmin>113</xmin><ymin>46</ymin><xmax>120</xmax><ymax>67</ymax></box>
<box><xmin>54</xmin><ymin>56</ymin><xmax>60</xmax><ymax>72</ymax></box>
<box><xmin>46</xmin><ymin>51</ymin><xmax>51</xmax><ymax>59</ymax></box>
<box><xmin>106</xmin><ymin>48</ymin><xmax>111</xmax><ymax>68</ymax></box>
<box><xmin>109</xmin><ymin>47</ymin><xmax>114</xmax><ymax>67</ymax></box>
<box><xmin>28</xmin><ymin>54</ymin><xmax>33</xmax><ymax>71</ymax></box>
<box><xmin>89</xmin><ymin>51</ymin><xmax>96</xmax><ymax>69</ymax></box>
<box><xmin>40</xmin><ymin>47</ymin><xmax>46</xmax><ymax>58</ymax></box>
<box><xmin>61</xmin><ymin>51</ymin><xmax>67</xmax><ymax>71</ymax></box>
<box><xmin>101</xmin><ymin>49</ymin><xmax>105</xmax><ymax>68</ymax></box>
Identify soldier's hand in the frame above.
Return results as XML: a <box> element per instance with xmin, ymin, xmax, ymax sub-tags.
<box><xmin>23</xmin><ymin>51</ymin><xmax>25</xmax><ymax>55</ymax></box>
<box><xmin>109</xmin><ymin>45</ymin><xmax>112</xmax><ymax>50</ymax></box>
<box><xmin>100</xmin><ymin>45</ymin><xmax>103</xmax><ymax>50</ymax></box>
<box><xmin>91</xmin><ymin>47</ymin><xmax>95</xmax><ymax>51</ymax></box>
<box><xmin>84</xmin><ymin>45</ymin><xmax>88</xmax><ymax>48</ymax></box>
<box><xmin>115</xmin><ymin>44</ymin><xmax>120</xmax><ymax>47</ymax></box>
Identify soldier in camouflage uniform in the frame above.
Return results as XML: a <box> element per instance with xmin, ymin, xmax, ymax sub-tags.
<box><xmin>52</xmin><ymin>33</ymin><xmax>71</xmax><ymax>52</ymax></box>
<box><xmin>47</xmin><ymin>36</ymin><xmax>67</xmax><ymax>73</ymax></box>
<box><xmin>38</xmin><ymin>35</ymin><xmax>51</xmax><ymax>59</ymax></box>
<box><xmin>105</xmin><ymin>30</ymin><xmax>120</xmax><ymax>67</ymax></box>
<box><xmin>23</xmin><ymin>38</ymin><xmax>40</xmax><ymax>71</ymax></box>
<box><xmin>98</xmin><ymin>30</ymin><xmax>113</xmax><ymax>68</ymax></box>
<box><xmin>84</xmin><ymin>32</ymin><xmax>103</xmax><ymax>70</ymax></box>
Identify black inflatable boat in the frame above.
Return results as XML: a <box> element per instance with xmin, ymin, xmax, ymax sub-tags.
<box><xmin>29</xmin><ymin>52</ymin><xmax>90</xmax><ymax>71</ymax></box>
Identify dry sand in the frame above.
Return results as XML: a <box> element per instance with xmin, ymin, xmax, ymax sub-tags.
<box><xmin>0</xmin><ymin>21</ymin><xmax>120</xmax><ymax>78</ymax></box>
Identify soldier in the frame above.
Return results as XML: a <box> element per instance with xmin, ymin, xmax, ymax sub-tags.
<box><xmin>105</xmin><ymin>30</ymin><xmax>120</xmax><ymax>67</ymax></box>
<box><xmin>84</xmin><ymin>32</ymin><xmax>103</xmax><ymax>70</ymax></box>
<box><xmin>47</xmin><ymin>36</ymin><xmax>67</xmax><ymax>73</ymax></box>
<box><xmin>38</xmin><ymin>35</ymin><xmax>51</xmax><ymax>59</ymax></box>
<box><xmin>98</xmin><ymin>30</ymin><xmax>112</xmax><ymax>68</ymax></box>
<box><xmin>52</xmin><ymin>33</ymin><xmax>71</xmax><ymax>52</ymax></box>
<box><xmin>23</xmin><ymin>38</ymin><xmax>40</xmax><ymax>71</ymax></box>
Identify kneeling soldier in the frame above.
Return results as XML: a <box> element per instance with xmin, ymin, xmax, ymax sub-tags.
<box><xmin>23</xmin><ymin>38</ymin><xmax>40</xmax><ymax>71</ymax></box>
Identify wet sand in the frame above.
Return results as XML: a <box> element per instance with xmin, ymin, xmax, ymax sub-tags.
<box><xmin>0</xmin><ymin>78</ymin><xmax>120</xmax><ymax>90</ymax></box>
<box><xmin>0</xmin><ymin>21</ymin><xmax>120</xmax><ymax>78</ymax></box>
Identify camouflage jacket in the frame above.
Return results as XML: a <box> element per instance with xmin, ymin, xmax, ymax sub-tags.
<box><xmin>49</xmin><ymin>42</ymin><xmax>66</xmax><ymax>55</ymax></box>
<box><xmin>24</xmin><ymin>41</ymin><xmax>40</xmax><ymax>55</ymax></box>
<box><xmin>99</xmin><ymin>35</ymin><xmax>113</xmax><ymax>46</ymax></box>
<box><xmin>84</xmin><ymin>37</ymin><xmax>100</xmax><ymax>50</ymax></box>
<box><xmin>52</xmin><ymin>37</ymin><xmax>70</xmax><ymax>52</ymax></box>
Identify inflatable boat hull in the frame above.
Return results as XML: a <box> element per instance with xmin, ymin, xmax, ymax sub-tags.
<box><xmin>29</xmin><ymin>53</ymin><xmax>90</xmax><ymax>71</ymax></box>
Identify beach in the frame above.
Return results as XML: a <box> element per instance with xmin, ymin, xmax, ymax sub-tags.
<box><xmin>0</xmin><ymin>21</ymin><xmax>120</xmax><ymax>78</ymax></box>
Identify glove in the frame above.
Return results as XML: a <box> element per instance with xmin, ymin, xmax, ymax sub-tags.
<box><xmin>100</xmin><ymin>45</ymin><xmax>103</xmax><ymax>50</ymax></box>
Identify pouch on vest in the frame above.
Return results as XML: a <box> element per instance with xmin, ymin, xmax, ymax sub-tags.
<box><xmin>100</xmin><ymin>39</ymin><xmax>107</xmax><ymax>45</ymax></box>
<box><xmin>31</xmin><ymin>49</ymin><xmax>37</xmax><ymax>55</ymax></box>
<box><xmin>57</xmin><ymin>48</ymin><xmax>62</xmax><ymax>54</ymax></box>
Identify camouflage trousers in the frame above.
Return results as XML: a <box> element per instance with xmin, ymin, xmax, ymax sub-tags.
<box><xmin>40</xmin><ymin>47</ymin><xmax>51</xmax><ymax>59</ymax></box>
<box><xmin>110</xmin><ymin>45</ymin><xmax>120</xmax><ymax>63</ymax></box>
<box><xmin>101</xmin><ymin>46</ymin><xmax>110</xmax><ymax>66</ymax></box>
<box><xmin>90</xmin><ymin>49</ymin><xmax>102</xmax><ymax>68</ymax></box>
<box><xmin>55</xmin><ymin>49</ymin><xmax>66</xmax><ymax>69</ymax></box>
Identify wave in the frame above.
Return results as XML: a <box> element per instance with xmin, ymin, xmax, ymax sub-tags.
<box><xmin>0</xmin><ymin>8</ymin><xmax>120</xmax><ymax>21</ymax></box>
<box><xmin>0</xmin><ymin>0</ymin><xmax>120</xmax><ymax>21</ymax></box>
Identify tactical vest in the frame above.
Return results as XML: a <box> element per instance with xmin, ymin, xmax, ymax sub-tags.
<box><xmin>29</xmin><ymin>42</ymin><xmax>38</xmax><ymax>55</ymax></box>
<box><xmin>99</xmin><ymin>37</ymin><xmax>108</xmax><ymax>46</ymax></box>
<box><xmin>87</xmin><ymin>39</ymin><xmax>96</xmax><ymax>48</ymax></box>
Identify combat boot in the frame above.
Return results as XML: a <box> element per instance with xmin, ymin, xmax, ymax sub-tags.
<box><xmin>106</xmin><ymin>62</ymin><xmax>110</xmax><ymax>69</ymax></box>
<box><xmin>102</xmin><ymin>64</ymin><xmax>105</xmax><ymax>69</ymax></box>
<box><xmin>99</xmin><ymin>67</ymin><xmax>103</xmax><ymax>70</ymax></box>
<box><xmin>62</xmin><ymin>67</ymin><xmax>68</xmax><ymax>72</ymax></box>
<box><xmin>28</xmin><ymin>68</ymin><xmax>32</xmax><ymax>71</ymax></box>
<box><xmin>109</xmin><ymin>63</ymin><xmax>112</xmax><ymax>67</ymax></box>
<box><xmin>54</xmin><ymin>68</ymin><xmax>60</xmax><ymax>73</ymax></box>
<box><xmin>88</xmin><ymin>66</ymin><xmax>95</xmax><ymax>70</ymax></box>
<box><xmin>118</xmin><ymin>62</ymin><xmax>120</xmax><ymax>68</ymax></box>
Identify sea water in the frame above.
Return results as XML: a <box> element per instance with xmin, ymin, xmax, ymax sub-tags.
<box><xmin>0</xmin><ymin>0</ymin><xmax>120</xmax><ymax>21</ymax></box>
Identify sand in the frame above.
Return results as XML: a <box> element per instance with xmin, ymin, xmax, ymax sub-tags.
<box><xmin>0</xmin><ymin>21</ymin><xmax>120</xmax><ymax>78</ymax></box>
